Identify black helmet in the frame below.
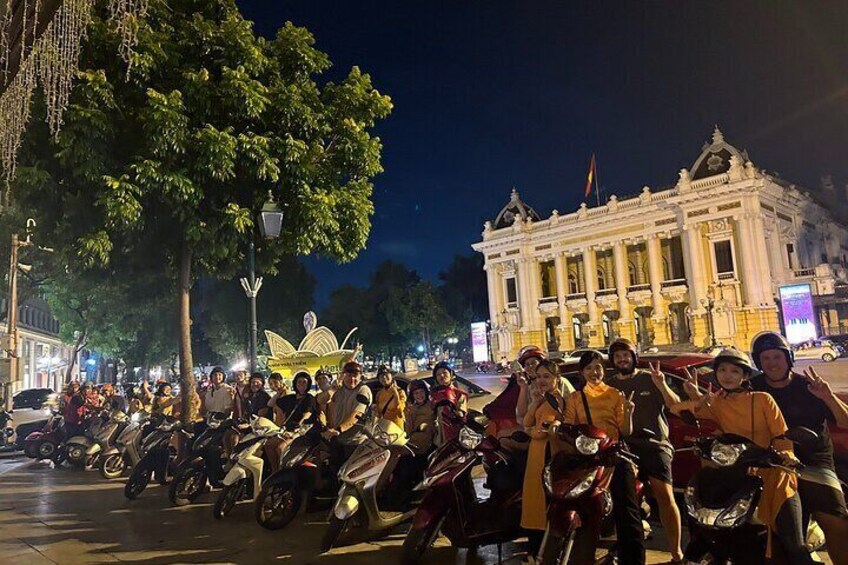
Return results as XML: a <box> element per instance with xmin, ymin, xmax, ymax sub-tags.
<box><xmin>408</xmin><ymin>379</ymin><xmax>430</xmax><ymax>402</ymax></box>
<box><xmin>609</xmin><ymin>337</ymin><xmax>638</xmax><ymax>369</ymax></box>
<box><xmin>713</xmin><ymin>347</ymin><xmax>755</xmax><ymax>376</ymax></box>
<box><xmin>292</xmin><ymin>371</ymin><xmax>313</xmax><ymax>392</ymax></box>
<box><xmin>750</xmin><ymin>331</ymin><xmax>793</xmax><ymax>370</ymax></box>
<box><xmin>210</xmin><ymin>366</ymin><xmax>226</xmax><ymax>379</ymax></box>
<box><xmin>249</xmin><ymin>372</ymin><xmax>266</xmax><ymax>386</ymax></box>
<box><xmin>432</xmin><ymin>361</ymin><xmax>455</xmax><ymax>381</ymax></box>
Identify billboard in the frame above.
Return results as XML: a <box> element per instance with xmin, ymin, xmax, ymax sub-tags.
<box><xmin>470</xmin><ymin>322</ymin><xmax>489</xmax><ymax>363</ymax></box>
<box><xmin>778</xmin><ymin>284</ymin><xmax>817</xmax><ymax>344</ymax></box>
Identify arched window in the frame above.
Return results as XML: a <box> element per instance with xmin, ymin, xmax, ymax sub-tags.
<box><xmin>597</xmin><ymin>269</ymin><xmax>606</xmax><ymax>290</ymax></box>
<box><xmin>628</xmin><ymin>262</ymin><xmax>637</xmax><ymax>286</ymax></box>
<box><xmin>662</xmin><ymin>257</ymin><xmax>671</xmax><ymax>280</ymax></box>
<box><xmin>568</xmin><ymin>273</ymin><xmax>579</xmax><ymax>294</ymax></box>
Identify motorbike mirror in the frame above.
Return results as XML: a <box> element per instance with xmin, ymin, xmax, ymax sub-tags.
<box><xmin>679</xmin><ymin>410</ymin><xmax>699</xmax><ymax>428</ymax></box>
<box><xmin>781</xmin><ymin>426</ymin><xmax>819</xmax><ymax>446</ymax></box>
<box><xmin>544</xmin><ymin>392</ymin><xmax>560</xmax><ymax>412</ymax></box>
<box><xmin>510</xmin><ymin>430</ymin><xmax>531</xmax><ymax>443</ymax></box>
<box><xmin>355</xmin><ymin>393</ymin><xmax>370</xmax><ymax>407</ymax></box>
<box><xmin>416</xmin><ymin>422</ymin><xmax>428</xmax><ymax>432</ymax></box>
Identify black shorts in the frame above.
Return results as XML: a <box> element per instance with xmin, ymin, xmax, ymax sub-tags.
<box><xmin>799</xmin><ymin>471</ymin><xmax>848</xmax><ymax>519</ymax></box>
<box><xmin>628</xmin><ymin>442</ymin><xmax>673</xmax><ymax>485</ymax></box>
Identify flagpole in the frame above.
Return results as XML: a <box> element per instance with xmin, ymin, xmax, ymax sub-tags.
<box><xmin>595</xmin><ymin>156</ymin><xmax>601</xmax><ymax>207</ymax></box>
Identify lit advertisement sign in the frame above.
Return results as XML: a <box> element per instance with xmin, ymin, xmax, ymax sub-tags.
<box><xmin>471</xmin><ymin>322</ymin><xmax>489</xmax><ymax>363</ymax></box>
<box><xmin>779</xmin><ymin>284</ymin><xmax>817</xmax><ymax>344</ymax></box>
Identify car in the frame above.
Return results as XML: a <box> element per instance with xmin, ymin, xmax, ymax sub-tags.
<box><xmin>793</xmin><ymin>340</ymin><xmax>840</xmax><ymax>362</ymax></box>
<box><xmin>363</xmin><ymin>373</ymin><xmax>491</xmax><ymax>412</ymax></box>
<box><xmin>12</xmin><ymin>388</ymin><xmax>56</xmax><ymax>410</ymax></box>
<box><xmin>559</xmin><ymin>347</ymin><xmax>609</xmax><ymax>364</ymax></box>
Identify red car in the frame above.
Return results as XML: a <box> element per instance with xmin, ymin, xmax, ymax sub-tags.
<box><xmin>485</xmin><ymin>353</ymin><xmax>848</xmax><ymax>490</ymax></box>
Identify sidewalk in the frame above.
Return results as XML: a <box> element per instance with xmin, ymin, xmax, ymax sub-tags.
<box><xmin>0</xmin><ymin>459</ymin><xmax>832</xmax><ymax>564</ymax></box>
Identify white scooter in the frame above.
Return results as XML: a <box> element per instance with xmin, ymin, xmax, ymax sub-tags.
<box><xmin>213</xmin><ymin>415</ymin><xmax>281</xmax><ymax>519</ymax></box>
<box><xmin>66</xmin><ymin>411</ymin><xmax>108</xmax><ymax>468</ymax></box>
<box><xmin>100</xmin><ymin>411</ymin><xmax>149</xmax><ymax>479</ymax></box>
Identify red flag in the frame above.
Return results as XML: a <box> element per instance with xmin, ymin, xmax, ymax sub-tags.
<box><xmin>584</xmin><ymin>153</ymin><xmax>596</xmax><ymax>198</ymax></box>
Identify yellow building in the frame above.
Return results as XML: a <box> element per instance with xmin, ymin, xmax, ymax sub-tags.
<box><xmin>472</xmin><ymin>127</ymin><xmax>848</xmax><ymax>358</ymax></box>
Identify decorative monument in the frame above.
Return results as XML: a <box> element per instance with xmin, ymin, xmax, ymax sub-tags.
<box><xmin>264</xmin><ymin>314</ymin><xmax>359</xmax><ymax>377</ymax></box>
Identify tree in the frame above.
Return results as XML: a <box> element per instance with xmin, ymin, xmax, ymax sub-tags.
<box><xmin>382</xmin><ymin>281</ymin><xmax>456</xmax><ymax>354</ymax></box>
<box><xmin>11</xmin><ymin>1</ymin><xmax>391</xmax><ymax>421</ymax></box>
<box><xmin>439</xmin><ymin>253</ymin><xmax>489</xmax><ymax>327</ymax></box>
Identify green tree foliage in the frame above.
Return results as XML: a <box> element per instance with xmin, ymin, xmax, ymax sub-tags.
<box><xmin>382</xmin><ymin>280</ymin><xmax>456</xmax><ymax>351</ymax></box>
<box><xmin>10</xmin><ymin>1</ymin><xmax>391</xmax><ymax>418</ymax></box>
<box><xmin>438</xmin><ymin>253</ymin><xmax>489</xmax><ymax>327</ymax></box>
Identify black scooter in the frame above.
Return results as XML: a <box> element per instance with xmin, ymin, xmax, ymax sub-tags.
<box><xmin>124</xmin><ymin>416</ymin><xmax>183</xmax><ymax>500</ymax></box>
<box><xmin>168</xmin><ymin>412</ymin><xmax>233</xmax><ymax>506</ymax></box>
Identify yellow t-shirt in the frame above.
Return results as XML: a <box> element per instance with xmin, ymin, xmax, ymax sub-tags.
<box><xmin>563</xmin><ymin>382</ymin><xmax>626</xmax><ymax>440</ymax></box>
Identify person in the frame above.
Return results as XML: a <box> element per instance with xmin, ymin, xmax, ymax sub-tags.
<box><xmin>516</xmin><ymin>346</ymin><xmax>575</xmax><ymax>424</ymax></box>
<box><xmin>749</xmin><ymin>332</ymin><xmax>848</xmax><ymax>564</ymax></box>
<box><xmin>430</xmin><ymin>361</ymin><xmax>468</xmax><ymax>446</ymax></box>
<box><xmin>232</xmin><ymin>370</ymin><xmax>250</xmax><ymax>418</ymax></box>
<box><xmin>101</xmin><ymin>383</ymin><xmax>126</xmax><ymax>413</ymax></box>
<box><xmin>151</xmin><ymin>382</ymin><xmax>177</xmax><ymax>417</ymax></box>
<box><xmin>323</xmin><ymin>360</ymin><xmax>373</xmax><ymax>469</ymax></box>
<box><xmin>404</xmin><ymin>380</ymin><xmax>435</xmax><ymax>455</ymax></box>
<box><xmin>81</xmin><ymin>383</ymin><xmax>102</xmax><ymax>411</ymax></box>
<box><xmin>239</xmin><ymin>373</ymin><xmax>271</xmax><ymax>419</ymax></box>
<box><xmin>605</xmin><ymin>338</ymin><xmax>683</xmax><ymax>562</ymax></box>
<box><xmin>520</xmin><ymin>359</ymin><xmax>566</xmax><ymax>562</ymax></box>
<box><xmin>203</xmin><ymin>366</ymin><xmax>234</xmax><ymax>417</ymax></box>
<box><xmin>266</xmin><ymin>371</ymin><xmax>318</xmax><ymax>473</ymax></box>
<box><xmin>673</xmin><ymin>347</ymin><xmax>812</xmax><ymax>564</ymax></box>
<box><xmin>314</xmin><ymin>369</ymin><xmax>336</xmax><ymax>426</ymax></box>
<box><xmin>62</xmin><ymin>381</ymin><xmax>87</xmax><ymax>437</ymax></box>
<box><xmin>266</xmin><ymin>372</ymin><xmax>288</xmax><ymax>414</ymax></box>
<box><xmin>563</xmin><ymin>350</ymin><xmax>642</xmax><ymax>565</ymax></box>
<box><xmin>374</xmin><ymin>366</ymin><xmax>407</xmax><ymax>429</ymax></box>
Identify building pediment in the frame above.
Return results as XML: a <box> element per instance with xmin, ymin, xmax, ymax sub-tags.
<box><xmin>690</xmin><ymin>126</ymin><xmax>749</xmax><ymax>180</ymax></box>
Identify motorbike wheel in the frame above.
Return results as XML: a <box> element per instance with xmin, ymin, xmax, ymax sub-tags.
<box><xmin>321</xmin><ymin>516</ymin><xmax>350</xmax><ymax>553</ymax></box>
<box><xmin>24</xmin><ymin>443</ymin><xmax>39</xmax><ymax>459</ymax></box>
<box><xmin>400</xmin><ymin>514</ymin><xmax>445</xmax><ymax>565</ymax></box>
<box><xmin>124</xmin><ymin>462</ymin><xmax>152</xmax><ymax>500</ymax></box>
<box><xmin>169</xmin><ymin>465</ymin><xmax>208</xmax><ymax>506</ymax></box>
<box><xmin>38</xmin><ymin>441</ymin><xmax>56</xmax><ymax>460</ymax></box>
<box><xmin>539</xmin><ymin>528</ymin><xmax>591</xmax><ymax>565</ymax></box>
<box><xmin>255</xmin><ymin>482</ymin><xmax>303</xmax><ymax>530</ymax></box>
<box><xmin>213</xmin><ymin>480</ymin><xmax>243</xmax><ymax>519</ymax></box>
<box><xmin>99</xmin><ymin>454</ymin><xmax>126</xmax><ymax>480</ymax></box>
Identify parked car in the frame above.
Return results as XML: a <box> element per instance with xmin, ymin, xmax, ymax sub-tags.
<box><xmin>12</xmin><ymin>388</ymin><xmax>56</xmax><ymax>410</ymax></box>
<box><xmin>558</xmin><ymin>347</ymin><xmax>609</xmax><ymax>365</ymax></box>
<box><xmin>793</xmin><ymin>340</ymin><xmax>840</xmax><ymax>362</ymax></box>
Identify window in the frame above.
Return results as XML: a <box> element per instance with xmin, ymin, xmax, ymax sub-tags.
<box><xmin>505</xmin><ymin>277</ymin><xmax>518</xmax><ymax>306</ymax></box>
<box><xmin>786</xmin><ymin>243</ymin><xmax>796</xmax><ymax>269</ymax></box>
<box><xmin>714</xmin><ymin>240</ymin><xmax>734</xmax><ymax>275</ymax></box>
<box><xmin>628</xmin><ymin>262</ymin><xmax>637</xmax><ymax>286</ymax></box>
<box><xmin>540</xmin><ymin>260</ymin><xmax>556</xmax><ymax>298</ymax></box>
<box><xmin>568</xmin><ymin>273</ymin><xmax>579</xmax><ymax>294</ymax></box>
<box><xmin>572</xmin><ymin>316</ymin><xmax>583</xmax><ymax>341</ymax></box>
<box><xmin>597</xmin><ymin>269</ymin><xmax>606</xmax><ymax>290</ymax></box>
<box><xmin>821</xmin><ymin>252</ymin><xmax>828</xmax><ymax>264</ymax></box>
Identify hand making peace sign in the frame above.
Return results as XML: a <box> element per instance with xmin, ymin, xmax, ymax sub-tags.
<box><xmin>648</xmin><ymin>361</ymin><xmax>665</xmax><ymax>389</ymax></box>
<box><xmin>803</xmin><ymin>366</ymin><xmax>834</xmax><ymax>401</ymax></box>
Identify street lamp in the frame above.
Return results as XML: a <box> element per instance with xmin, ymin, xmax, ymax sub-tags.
<box><xmin>240</xmin><ymin>192</ymin><xmax>284</xmax><ymax>374</ymax></box>
<box><xmin>700</xmin><ymin>296</ymin><xmax>718</xmax><ymax>348</ymax></box>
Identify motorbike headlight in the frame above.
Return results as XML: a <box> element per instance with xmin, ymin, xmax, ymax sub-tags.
<box><xmin>42</xmin><ymin>407</ymin><xmax>52</xmax><ymax>416</ymax></box>
<box><xmin>130</xmin><ymin>413</ymin><xmax>141</xmax><ymax>423</ymax></box>
<box><xmin>563</xmin><ymin>472</ymin><xmax>596</xmax><ymax>500</ymax></box>
<box><xmin>574</xmin><ymin>434</ymin><xmax>601</xmax><ymax>455</ymax></box>
<box><xmin>710</xmin><ymin>443</ymin><xmax>746</xmax><ymax>467</ymax></box>
<box><xmin>715</xmin><ymin>494</ymin><xmax>754</xmax><ymax>528</ymax></box>
<box><xmin>458</xmin><ymin>427</ymin><xmax>483</xmax><ymax>450</ymax></box>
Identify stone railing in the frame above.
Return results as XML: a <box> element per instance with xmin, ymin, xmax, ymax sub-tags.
<box><xmin>691</xmin><ymin>173</ymin><xmax>729</xmax><ymax>190</ymax></box>
<box><xmin>660</xmin><ymin>278</ymin><xmax>687</xmax><ymax>289</ymax></box>
<box><xmin>627</xmin><ymin>284</ymin><xmax>651</xmax><ymax>292</ymax></box>
<box><xmin>595</xmin><ymin>288</ymin><xmax>618</xmax><ymax>297</ymax></box>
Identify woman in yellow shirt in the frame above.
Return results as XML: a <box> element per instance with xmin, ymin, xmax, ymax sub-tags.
<box><xmin>521</xmin><ymin>359</ymin><xmax>566</xmax><ymax>562</ymax></box>
<box><xmin>671</xmin><ymin>347</ymin><xmax>811</xmax><ymax>564</ymax></box>
<box><xmin>559</xmin><ymin>350</ymin><xmax>642</xmax><ymax>565</ymax></box>
<box><xmin>374</xmin><ymin>367</ymin><xmax>407</xmax><ymax>430</ymax></box>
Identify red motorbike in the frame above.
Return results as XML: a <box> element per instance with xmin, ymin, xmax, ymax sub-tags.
<box><xmin>401</xmin><ymin>407</ymin><xmax>529</xmax><ymax>564</ymax></box>
<box><xmin>430</xmin><ymin>385</ymin><xmax>468</xmax><ymax>445</ymax></box>
<box><xmin>23</xmin><ymin>411</ymin><xmax>67</xmax><ymax>463</ymax></box>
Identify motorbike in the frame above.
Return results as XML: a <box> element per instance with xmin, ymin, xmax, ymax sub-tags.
<box><xmin>682</xmin><ymin>427</ymin><xmax>815</xmax><ymax>564</ymax></box>
<box><xmin>213</xmin><ymin>415</ymin><xmax>281</xmax><ymax>519</ymax></box>
<box><xmin>83</xmin><ymin>410</ymin><xmax>129</xmax><ymax>470</ymax></box>
<box><xmin>321</xmin><ymin>413</ymin><xmax>424</xmax><ymax>552</ymax></box>
<box><xmin>1</xmin><ymin>409</ymin><xmax>14</xmax><ymax>451</ymax></box>
<box><xmin>168</xmin><ymin>412</ymin><xmax>233</xmax><ymax>506</ymax></box>
<box><xmin>23</xmin><ymin>410</ymin><xmax>66</xmax><ymax>463</ymax></box>
<box><xmin>400</xmin><ymin>409</ymin><xmax>529</xmax><ymax>565</ymax></box>
<box><xmin>100</xmin><ymin>411</ymin><xmax>150</xmax><ymax>479</ymax></box>
<box><xmin>66</xmin><ymin>410</ymin><xmax>124</xmax><ymax>468</ymax></box>
<box><xmin>124</xmin><ymin>416</ymin><xmax>182</xmax><ymax>499</ymax></box>
<box><xmin>254</xmin><ymin>422</ymin><xmax>330</xmax><ymax>530</ymax></box>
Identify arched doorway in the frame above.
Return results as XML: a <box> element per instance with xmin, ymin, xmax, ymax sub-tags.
<box><xmin>545</xmin><ymin>316</ymin><xmax>560</xmax><ymax>352</ymax></box>
<box><xmin>668</xmin><ymin>303</ymin><xmax>691</xmax><ymax>344</ymax></box>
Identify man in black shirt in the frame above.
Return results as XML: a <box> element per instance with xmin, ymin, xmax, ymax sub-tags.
<box><xmin>750</xmin><ymin>332</ymin><xmax>848</xmax><ymax>565</ymax></box>
<box><xmin>606</xmin><ymin>338</ymin><xmax>683</xmax><ymax>563</ymax></box>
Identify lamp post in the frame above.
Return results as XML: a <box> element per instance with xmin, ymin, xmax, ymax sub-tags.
<box><xmin>240</xmin><ymin>193</ymin><xmax>284</xmax><ymax>374</ymax></box>
<box><xmin>700</xmin><ymin>296</ymin><xmax>718</xmax><ymax>348</ymax></box>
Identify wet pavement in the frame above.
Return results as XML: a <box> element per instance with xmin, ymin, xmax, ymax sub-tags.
<box><xmin>0</xmin><ymin>454</ymin><xmax>724</xmax><ymax>565</ymax></box>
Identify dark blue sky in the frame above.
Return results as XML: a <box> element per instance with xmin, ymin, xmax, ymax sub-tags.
<box><xmin>236</xmin><ymin>1</ymin><xmax>848</xmax><ymax>306</ymax></box>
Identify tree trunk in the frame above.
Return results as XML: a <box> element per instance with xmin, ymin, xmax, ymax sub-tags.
<box><xmin>178</xmin><ymin>243</ymin><xmax>195</xmax><ymax>425</ymax></box>
<box><xmin>64</xmin><ymin>331</ymin><xmax>86</xmax><ymax>385</ymax></box>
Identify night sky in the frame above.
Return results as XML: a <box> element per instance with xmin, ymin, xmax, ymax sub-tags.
<box><xmin>236</xmin><ymin>1</ymin><xmax>848</xmax><ymax>306</ymax></box>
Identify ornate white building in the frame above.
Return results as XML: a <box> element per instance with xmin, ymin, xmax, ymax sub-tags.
<box><xmin>472</xmin><ymin>127</ymin><xmax>848</xmax><ymax>358</ymax></box>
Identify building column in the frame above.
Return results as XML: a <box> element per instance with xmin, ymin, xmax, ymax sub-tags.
<box><xmin>614</xmin><ymin>241</ymin><xmax>635</xmax><ymax>341</ymax></box>
<box><xmin>682</xmin><ymin>224</ymin><xmax>709</xmax><ymax>309</ymax></box>
<box><xmin>484</xmin><ymin>264</ymin><xmax>501</xmax><ymax>327</ymax></box>
<box><xmin>647</xmin><ymin>235</ymin><xmax>671</xmax><ymax>344</ymax></box>
<box><xmin>517</xmin><ymin>258</ymin><xmax>533</xmax><ymax>329</ymax></box>
<box><xmin>582</xmin><ymin>247</ymin><xmax>603</xmax><ymax>346</ymax></box>
<box><xmin>554</xmin><ymin>253</ymin><xmax>574</xmax><ymax>350</ymax></box>
<box><xmin>751</xmin><ymin>214</ymin><xmax>775</xmax><ymax>306</ymax></box>
<box><xmin>634</xmin><ymin>245</ymin><xmax>646</xmax><ymax>285</ymax></box>
<box><xmin>735</xmin><ymin>216</ymin><xmax>761</xmax><ymax>306</ymax></box>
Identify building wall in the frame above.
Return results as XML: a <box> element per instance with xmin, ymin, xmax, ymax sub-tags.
<box><xmin>474</xmin><ymin>144</ymin><xmax>848</xmax><ymax>359</ymax></box>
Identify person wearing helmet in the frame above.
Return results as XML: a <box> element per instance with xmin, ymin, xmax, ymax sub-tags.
<box><xmin>241</xmin><ymin>373</ymin><xmax>271</xmax><ymax>419</ymax></box>
<box><xmin>203</xmin><ymin>366</ymin><xmax>234</xmax><ymax>417</ymax></box>
<box><xmin>673</xmin><ymin>347</ymin><xmax>812</xmax><ymax>564</ymax></box>
<box><xmin>515</xmin><ymin>346</ymin><xmax>575</xmax><ymax>425</ymax></box>
<box><xmin>314</xmin><ymin>369</ymin><xmax>336</xmax><ymax>426</ymax></box>
<box><xmin>405</xmin><ymin>380</ymin><xmax>435</xmax><ymax>455</ymax></box>
<box><xmin>151</xmin><ymin>382</ymin><xmax>177</xmax><ymax>417</ymax></box>
<box><xmin>266</xmin><ymin>371</ymin><xmax>318</xmax><ymax>474</ymax></box>
<box><xmin>430</xmin><ymin>361</ymin><xmax>468</xmax><ymax>446</ymax></box>
<box><xmin>374</xmin><ymin>366</ymin><xmax>407</xmax><ymax>429</ymax></box>
<box><xmin>324</xmin><ymin>360</ymin><xmax>373</xmax><ymax>470</ymax></box>
<box><xmin>749</xmin><ymin>331</ymin><xmax>848</xmax><ymax>564</ymax></box>
<box><xmin>605</xmin><ymin>337</ymin><xmax>683</xmax><ymax>562</ymax></box>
